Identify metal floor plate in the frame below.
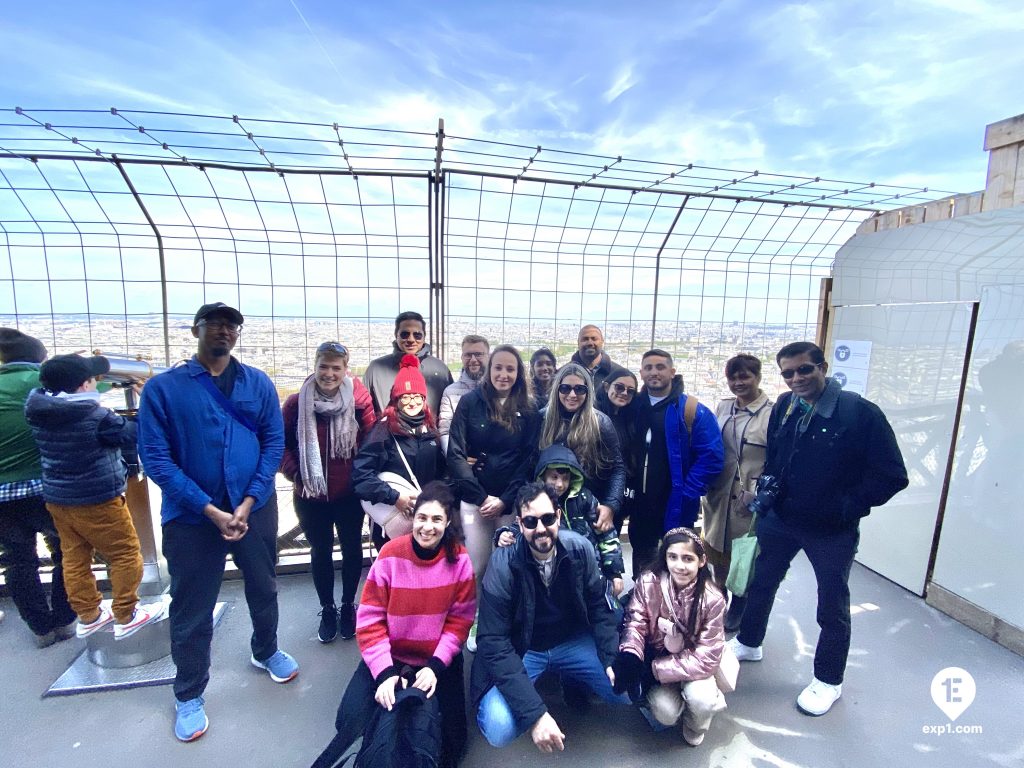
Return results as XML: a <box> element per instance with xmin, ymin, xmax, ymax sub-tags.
<box><xmin>45</xmin><ymin>602</ymin><xmax>227</xmax><ymax>697</ymax></box>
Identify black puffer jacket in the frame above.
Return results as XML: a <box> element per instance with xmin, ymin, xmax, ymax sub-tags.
<box><xmin>540</xmin><ymin>405</ymin><xmax>625</xmax><ymax>513</ymax></box>
<box><xmin>352</xmin><ymin>420</ymin><xmax>446</xmax><ymax>505</ymax></box>
<box><xmin>469</xmin><ymin>530</ymin><xmax>619</xmax><ymax>733</ymax></box>
<box><xmin>24</xmin><ymin>390</ymin><xmax>137</xmax><ymax>506</ymax></box>
<box><xmin>446</xmin><ymin>389</ymin><xmax>541</xmax><ymax>510</ymax></box>
<box><xmin>766</xmin><ymin>379</ymin><xmax>908</xmax><ymax>532</ymax></box>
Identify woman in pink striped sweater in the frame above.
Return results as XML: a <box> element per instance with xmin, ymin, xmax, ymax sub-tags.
<box><xmin>316</xmin><ymin>481</ymin><xmax>476</xmax><ymax>768</ymax></box>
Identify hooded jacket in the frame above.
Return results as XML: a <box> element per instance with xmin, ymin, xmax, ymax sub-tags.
<box><xmin>532</xmin><ymin>444</ymin><xmax>624</xmax><ymax>579</ymax></box>
<box><xmin>364</xmin><ymin>342</ymin><xmax>453</xmax><ymax>419</ymax></box>
<box><xmin>24</xmin><ymin>389</ymin><xmax>137</xmax><ymax>506</ymax></box>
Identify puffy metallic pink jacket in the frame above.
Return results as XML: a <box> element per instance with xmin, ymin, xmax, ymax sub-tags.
<box><xmin>619</xmin><ymin>571</ymin><xmax>726</xmax><ymax>683</ymax></box>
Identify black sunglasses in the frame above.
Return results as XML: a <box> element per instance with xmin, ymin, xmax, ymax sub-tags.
<box><xmin>317</xmin><ymin>341</ymin><xmax>348</xmax><ymax>356</ymax></box>
<box><xmin>520</xmin><ymin>512</ymin><xmax>558</xmax><ymax>530</ymax></box>
<box><xmin>611</xmin><ymin>382</ymin><xmax>637</xmax><ymax>396</ymax></box>
<box><xmin>780</xmin><ymin>362</ymin><xmax>823</xmax><ymax>380</ymax></box>
<box><xmin>399</xmin><ymin>330</ymin><xmax>425</xmax><ymax>340</ymax></box>
<box><xmin>558</xmin><ymin>383</ymin><xmax>588</xmax><ymax>396</ymax></box>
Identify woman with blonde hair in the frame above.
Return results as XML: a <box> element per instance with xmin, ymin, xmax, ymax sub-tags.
<box><xmin>539</xmin><ymin>363</ymin><xmax>624</xmax><ymax>532</ymax></box>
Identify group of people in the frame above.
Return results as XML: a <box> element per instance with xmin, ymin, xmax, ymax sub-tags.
<box><xmin>0</xmin><ymin>304</ymin><xmax>908</xmax><ymax>760</ymax></box>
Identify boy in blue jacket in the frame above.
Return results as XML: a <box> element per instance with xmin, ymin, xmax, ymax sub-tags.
<box><xmin>25</xmin><ymin>354</ymin><xmax>162</xmax><ymax>640</ymax></box>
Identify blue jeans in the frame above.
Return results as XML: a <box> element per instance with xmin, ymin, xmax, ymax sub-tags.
<box><xmin>477</xmin><ymin>632</ymin><xmax>630</xmax><ymax>747</ymax></box>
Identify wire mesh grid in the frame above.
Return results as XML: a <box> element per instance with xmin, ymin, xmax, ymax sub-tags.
<box><xmin>0</xmin><ymin>107</ymin><xmax>954</xmax><ymax>402</ymax></box>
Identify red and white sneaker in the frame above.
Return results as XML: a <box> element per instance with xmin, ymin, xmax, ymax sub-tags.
<box><xmin>76</xmin><ymin>606</ymin><xmax>114</xmax><ymax>638</ymax></box>
<box><xmin>114</xmin><ymin>602</ymin><xmax>165</xmax><ymax>640</ymax></box>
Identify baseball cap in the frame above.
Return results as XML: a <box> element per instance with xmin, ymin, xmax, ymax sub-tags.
<box><xmin>193</xmin><ymin>302</ymin><xmax>244</xmax><ymax>326</ymax></box>
<box><xmin>39</xmin><ymin>354</ymin><xmax>111</xmax><ymax>394</ymax></box>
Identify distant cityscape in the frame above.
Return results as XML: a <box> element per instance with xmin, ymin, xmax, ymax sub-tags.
<box><xmin>2</xmin><ymin>314</ymin><xmax>820</xmax><ymax>404</ymax></box>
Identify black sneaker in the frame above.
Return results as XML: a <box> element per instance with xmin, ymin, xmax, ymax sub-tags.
<box><xmin>318</xmin><ymin>605</ymin><xmax>338</xmax><ymax>643</ymax></box>
<box><xmin>338</xmin><ymin>603</ymin><xmax>356</xmax><ymax>640</ymax></box>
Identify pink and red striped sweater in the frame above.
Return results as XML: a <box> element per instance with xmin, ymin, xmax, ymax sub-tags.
<box><xmin>357</xmin><ymin>535</ymin><xmax>476</xmax><ymax>680</ymax></box>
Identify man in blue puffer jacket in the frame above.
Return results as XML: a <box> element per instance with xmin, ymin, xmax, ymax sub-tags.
<box><xmin>25</xmin><ymin>353</ymin><xmax>162</xmax><ymax>643</ymax></box>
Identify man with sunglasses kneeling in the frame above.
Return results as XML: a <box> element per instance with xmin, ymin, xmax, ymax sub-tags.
<box><xmin>727</xmin><ymin>341</ymin><xmax>907</xmax><ymax>717</ymax></box>
<box><xmin>471</xmin><ymin>482</ymin><xmax>628</xmax><ymax>754</ymax></box>
<box><xmin>363</xmin><ymin>311</ymin><xmax>453</xmax><ymax>419</ymax></box>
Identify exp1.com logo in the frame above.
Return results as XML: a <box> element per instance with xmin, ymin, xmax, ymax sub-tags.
<box><xmin>923</xmin><ymin>667</ymin><xmax>983</xmax><ymax>735</ymax></box>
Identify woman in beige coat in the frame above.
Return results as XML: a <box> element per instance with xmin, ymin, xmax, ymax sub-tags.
<box><xmin>701</xmin><ymin>354</ymin><xmax>772</xmax><ymax>632</ymax></box>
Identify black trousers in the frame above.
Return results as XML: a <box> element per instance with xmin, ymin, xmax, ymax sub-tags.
<box><xmin>627</xmin><ymin>493</ymin><xmax>666</xmax><ymax>581</ymax></box>
<box><xmin>737</xmin><ymin>512</ymin><xmax>859</xmax><ymax>685</ymax></box>
<box><xmin>0</xmin><ymin>495</ymin><xmax>76</xmax><ymax>635</ymax></box>
<box><xmin>162</xmin><ymin>495</ymin><xmax>280</xmax><ymax>702</ymax></box>
<box><xmin>315</xmin><ymin>654</ymin><xmax>467</xmax><ymax>768</ymax></box>
<box><xmin>293</xmin><ymin>494</ymin><xmax>364</xmax><ymax>607</ymax></box>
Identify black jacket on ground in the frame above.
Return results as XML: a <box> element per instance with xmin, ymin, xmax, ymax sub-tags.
<box><xmin>469</xmin><ymin>530</ymin><xmax>619</xmax><ymax>734</ymax></box>
<box><xmin>446</xmin><ymin>389</ymin><xmax>541</xmax><ymax>510</ymax></box>
<box><xmin>352</xmin><ymin>421</ymin><xmax>446</xmax><ymax>505</ymax></box>
<box><xmin>364</xmin><ymin>342</ymin><xmax>453</xmax><ymax>418</ymax></box>
<box><xmin>765</xmin><ymin>378</ymin><xmax>908</xmax><ymax>532</ymax></box>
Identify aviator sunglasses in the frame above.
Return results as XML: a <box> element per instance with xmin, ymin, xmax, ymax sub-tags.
<box><xmin>317</xmin><ymin>341</ymin><xmax>348</xmax><ymax>356</ymax></box>
<box><xmin>520</xmin><ymin>512</ymin><xmax>559</xmax><ymax>530</ymax></box>
<box><xmin>780</xmin><ymin>362</ymin><xmax>823</xmax><ymax>380</ymax></box>
<box><xmin>399</xmin><ymin>330</ymin><xmax>425</xmax><ymax>340</ymax></box>
<box><xmin>558</xmin><ymin>383</ymin><xmax>589</xmax><ymax>396</ymax></box>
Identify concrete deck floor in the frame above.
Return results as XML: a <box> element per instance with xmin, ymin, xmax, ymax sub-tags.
<box><xmin>2</xmin><ymin>549</ymin><xmax>1022</xmax><ymax>768</ymax></box>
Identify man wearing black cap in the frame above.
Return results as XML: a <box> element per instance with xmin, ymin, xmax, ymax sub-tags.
<box><xmin>25</xmin><ymin>352</ymin><xmax>162</xmax><ymax>644</ymax></box>
<box><xmin>0</xmin><ymin>329</ymin><xmax>77</xmax><ymax>647</ymax></box>
<box><xmin>138</xmin><ymin>302</ymin><xmax>293</xmax><ymax>743</ymax></box>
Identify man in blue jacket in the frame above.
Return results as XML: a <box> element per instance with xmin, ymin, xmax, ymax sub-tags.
<box><xmin>630</xmin><ymin>349</ymin><xmax>724</xmax><ymax>577</ymax></box>
<box><xmin>728</xmin><ymin>342</ymin><xmax>908</xmax><ymax>717</ymax></box>
<box><xmin>138</xmin><ymin>302</ymin><xmax>294</xmax><ymax>743</ymax></box>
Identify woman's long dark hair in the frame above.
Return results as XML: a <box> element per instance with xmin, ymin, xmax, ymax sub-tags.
<box><xmin>480</xmin><ymin>344</ymin><xmax>534</xmax><ymax>432</ymax></box>
<box><xmin>651</xmin><ymin>528</ymin><xmax>718</xmax><ymax>650</ymax></box>
<box><xmin>413</xmin><ymin>481</ymin><xmax>463</xmax><ymax>564</ymax></box>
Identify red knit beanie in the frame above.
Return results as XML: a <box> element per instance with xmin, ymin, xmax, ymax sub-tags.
<box><xmin>391</xmin><ymin>354</ymin><xmax>428</xmax><ymax>401</ymax></box>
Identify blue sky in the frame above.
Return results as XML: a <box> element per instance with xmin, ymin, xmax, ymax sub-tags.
<box><xmin>3</xmin><ymin>0</ymin><xmax>1022</xmax><ymax>193</ymax></box>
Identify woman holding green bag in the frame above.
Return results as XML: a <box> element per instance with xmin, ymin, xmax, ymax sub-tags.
<box><xmin>700</xmin><ymin>354</ymin><xmax>772</xmax><ymax>632</ymax></box>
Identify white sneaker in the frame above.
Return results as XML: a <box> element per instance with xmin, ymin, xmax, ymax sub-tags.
<box><xmin>726</xmin><ymin>636</ymin><xmax>762</xmax><ymax>662</ymax></box>
<box><xmin>465</xmin><ymin>621</ymin><xmax>478</xmax><ymax>653</ymax></box>
<box><xmin>77</xmin><ymin>606</ymin><xmax>114</xmax><ymax>638</ymax></box>
<box><xmin>796</xmin><ymin>678</ymin><xmax>842</xmax><ymax>716</ymax></box>
<box><xmin>114</xmin><ymin>602</ymin><xmax>165</xmax><ymax>640</ymax></box>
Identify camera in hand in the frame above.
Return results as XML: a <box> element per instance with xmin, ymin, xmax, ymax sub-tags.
<box><xmin>748</xmin><ymin>474</ymin><xmax>783</xmax><ymax>515</ymax></box>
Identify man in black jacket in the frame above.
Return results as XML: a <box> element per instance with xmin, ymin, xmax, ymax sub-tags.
<box><xmin>728</xmin><ymin>342</ymin><xmax>908</xmax><ymax>717</ymax></box>
<box><xmin>363</xmin><ymin>311</ymin><xmax>453</xmax><ymax>417</ymax></box>
<box><xmin>471</xmin><ymin>482</ymin><xmax>626</xmax><ymax>753</ymax></box>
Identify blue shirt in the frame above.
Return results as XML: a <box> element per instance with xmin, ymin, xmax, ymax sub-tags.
<box><xmin>137</xmin><ymin>357</ymin><xmax>284</xmax><ymax>525</ymax></box>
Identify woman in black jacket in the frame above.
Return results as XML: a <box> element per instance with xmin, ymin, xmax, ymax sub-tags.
<box><xmin>447</xmin><ymin>345</ymin><xmax>540</xmax><ymax>592</ymax></box>
<box><xmin>539</xmin><ymin>363</ymin><xmax>625</xmax><ymax>533</ymax></box>
<box><xmin>595</xmin><ymin>367</ymin><xmax>641</xmax><ymax>534</ymax></box>
<box><xmin>352</xmin><ymin>355</ymin><xmax>445</xmax><ymax>546</ymax></box>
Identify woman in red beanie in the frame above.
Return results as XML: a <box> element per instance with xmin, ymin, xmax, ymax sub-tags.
<box><xmin>353</xmin><ymin>354</ymin><xmax>447</xmax><ymax>550</ymax></box>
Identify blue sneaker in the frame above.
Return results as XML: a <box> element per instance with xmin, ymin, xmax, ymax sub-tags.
<box><xmin>250</xmin><ymin>650</ymin><xmax>299</xmax><ymax>683</ymax></box>
<box><xmin>174</xmin><ymin>696</ymin><xmax>208</xmax><ymax>742</ymax></box>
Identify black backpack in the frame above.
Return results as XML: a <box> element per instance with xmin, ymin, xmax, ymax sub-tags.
<box><xmin>312</xmin><ymin>686</ymin><xmax>442</xmax><ymax>768</ymax></box>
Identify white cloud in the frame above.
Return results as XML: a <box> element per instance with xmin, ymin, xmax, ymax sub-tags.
<box><xmin>604</xmin><ymin>64</ymin><xmax>638</xmax><ymax>103</ymax></box>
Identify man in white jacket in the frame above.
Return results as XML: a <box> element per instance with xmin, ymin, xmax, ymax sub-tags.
<box><xmin>438</xmin><ymin>335</ymin><xmax>489</xmax><ymax>452</ymax></box>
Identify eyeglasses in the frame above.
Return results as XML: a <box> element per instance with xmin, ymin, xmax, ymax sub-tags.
<box><xmin>462</xmin><ymin>351</ymin><xmax>486</xmax><ymax>359</ymax></box>
<box><xmin>199</xmin><ymin>320</ymin><xmax>241</xmax><ymax>334</ymax></box>
<box><xmin>558</xmin><ymin>384</ymin><xmax>588</xmax><ymax>396</ymax></box>
<box><xmin>520</xmin><ymin>512</ymin><xmax>558</xmax><ymax>530</ymax></box>
<box><xmin>398</xmin><ymin>330</ymin><xmax>425</xmax><ymax>340</ymax></box>
<box><xmin>611</xmin><ymin>382</ymin><xmax>637</xmax><ymax>397</ymax></box>
<box><xmin>399</xmin><ymin>393</ymin><xmax>424</xmax><ymax>403</ymax></box>
<box><xmin>317</xmin><ymin>341</ymin><xmax>348</xmax><ymax>356</ymax></box>
<box><xmin>780</xmin><ymin>362</ymin><xmax>823</xmax><ymax>380</ymax></box>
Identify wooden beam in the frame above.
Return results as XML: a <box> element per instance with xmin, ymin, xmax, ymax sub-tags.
<box><xmin>983</xmin><ymin>113</ymin><xmax>1024</xmax><ymax>151</ymax></box>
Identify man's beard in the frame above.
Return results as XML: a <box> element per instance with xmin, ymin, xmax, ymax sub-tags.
<box><xmin>467</xmin><ymin>366</ymin><xmax>485</xmax><ymax>381</ymax></box>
